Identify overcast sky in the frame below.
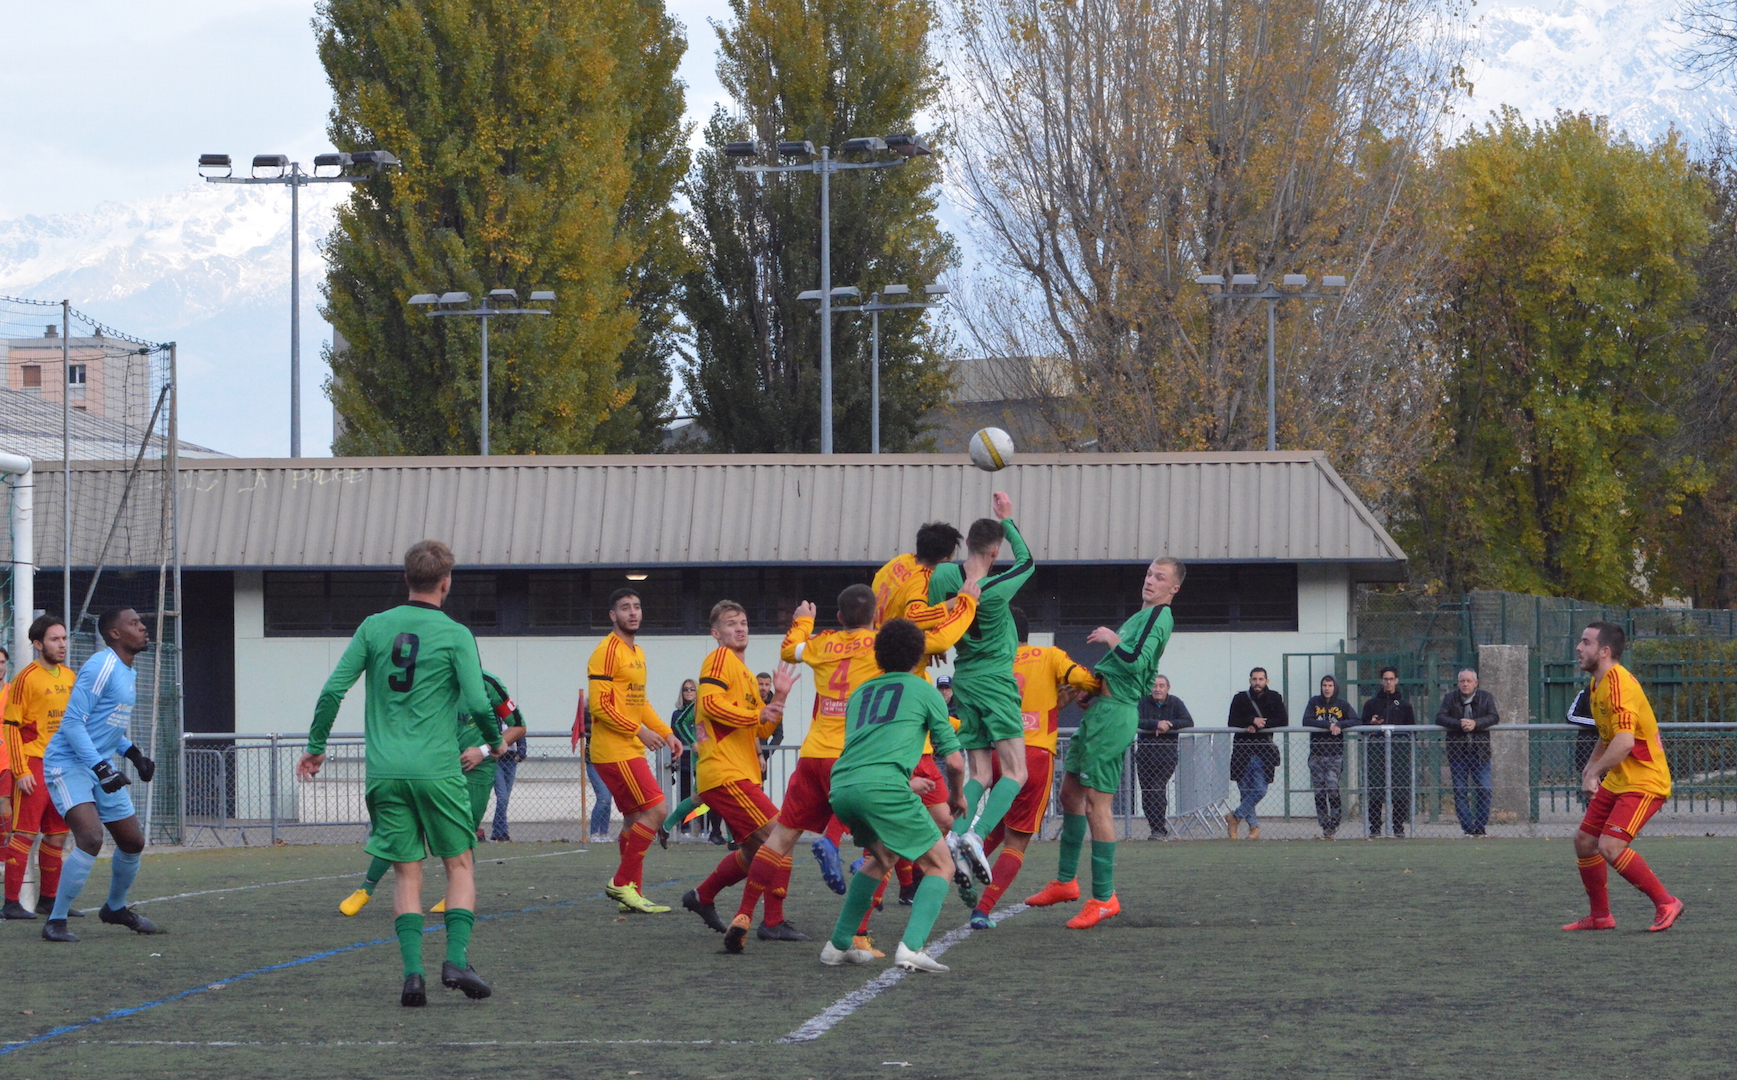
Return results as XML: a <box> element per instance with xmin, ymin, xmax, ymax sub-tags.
<box><xmin>0</xmin><ymin>0</ymin><xmax>732</xmax><ymax>219</ymax></box>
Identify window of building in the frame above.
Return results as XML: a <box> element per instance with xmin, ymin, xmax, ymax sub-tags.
<box><xmin>67</xmin><ymin>364</ymin><xmax>87</xmax><ymax>387</ymax></box>
<box><xmin>21</xmin><ymin>366</ymin><xmax>41</xmax><ymax>389</ymax></box>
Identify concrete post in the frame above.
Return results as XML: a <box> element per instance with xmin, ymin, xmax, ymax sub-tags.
<box><xmin>1479</xmin><ymin>644</ymin><xmax>1532</xmax><ymax>823</ymax></box>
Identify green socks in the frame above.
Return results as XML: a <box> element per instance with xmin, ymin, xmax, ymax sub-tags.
<box><xmin>363</xmin><ymin>856</ymin><xmax>391</xmax><ymax>894</ymax></box>
<box><xmin>831</xmin><ymin>871</ymin><xmax>882</xmax><ymax>950</ymax></box>
<box><xmin>663</xmin><ymin>795</ymin><xmax>701</xmax><ymax>833</ymax></box>
<box><xmin>394</xmin><ymin>913</ymin><xmax>425</xmax><ymax>976</ymax></box>
<box><xmin>1090</xmin><ymin>840</ymin><xmax>1117</xmax><ymax>901</ymax></box>
<box><xmin>444</xmin><ymin>907</ymin><xmax>476</xmax><ymax>967</ymax></box>
<box><xmin>1056</xmin><ymin>813</ymin><xmax>1087</xmax><ymax>883</ymax></box>
<box><xmin>900</xmin><ymin>874</ymin><xmax>949</xmax><ymax>952</ymax></box>
<box><xmin>970</xmin><ymin>776</ymin><xmax>1023</xmax><ymax>837</ymax></box>
<box><xmin>952</xmin><ymin>778</ymin><xmax>986</xmax><ymax>835</ymax></box>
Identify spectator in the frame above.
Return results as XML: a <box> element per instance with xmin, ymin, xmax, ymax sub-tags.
<box><xmin>1302</xmin><ymin>675</ymin><xmax>1356</xmax><ymax>839</ymax></box>
<box><xmin>757</xmin><ymin>671</ymin><xmax>785</xmax><ymax>761</ymax></box>
<box><xmin>937</xmin><ymin>675</ymin><xmax>956</xmax><ymax>716</ymax></box>
<box><xmin>1359</xmin><ymin>666</ymin><xmax>1415</xmax><ymax>838</ymax></box>
<box><xmin>582</xmin><ymin>709</ymin><xmax>615</xmax><ymax>843</ymax></box>
<box><xmin>1227</xmin><ymin>667</ymin><xmax>1287</xmax><ymax>840</ymax></box>
<box><xmin>1135</xmin><ymin>675</ymin><xmax>1193</xmax><ymax>838</ymax></box>
<box><xmin>1434</xmin><ymin>669</ymin><xmax>1500</xmax><ymax>836</ymax></box>
<box><xmin>490</xmin><ymin>717</ymin><xmax>529</xmax><ymax>843</ymax></box>
<box><xmin>1567</xmin><ymin>687</ymin><xmax>1598</xmax><ymax>808</ymax></box>
<box><xmin>669</xmin><ymin>680</ymin><xmax>699</xmax><ymax>838</ymax></box>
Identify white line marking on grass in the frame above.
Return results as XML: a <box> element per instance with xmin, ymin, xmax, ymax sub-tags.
<box><xmin>66</xmin><ymin>1038</ymin><xmax>761</xmax><ymax>1048</ymax></box>
<box><xmin>105</xmin><ymin>848</ymin><xmax>589</xmax><ymax>912</ymax></box>
<box><xmin>779</xmin><ymin>903</ymin><xmax>1029</xmax><ymax>1044</ymax></box>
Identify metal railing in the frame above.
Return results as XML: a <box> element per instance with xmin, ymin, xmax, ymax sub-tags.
<box><xmin>179</xmin><ymin>724</ymin><xmax>1737</xmax><ymax>846</ymax></box>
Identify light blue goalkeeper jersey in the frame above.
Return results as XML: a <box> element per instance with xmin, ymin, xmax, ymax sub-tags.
<box><xmin>43</xmin><ymin>649</ymin><xmax>137</xmax><ymax>772</ymax></box>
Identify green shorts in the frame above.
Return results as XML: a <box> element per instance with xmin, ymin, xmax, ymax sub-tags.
<box><xmin>951</xmin><ymin>671</ymin><xmax>1025</xmax><ymax>750</ymax></box>
<box><xmin>465</xmin><ymin>761</ymin><xmax>498</xmax><ymax>832</ymax></box>
<box><xmin>365</xmin><ymin>775</ymin><xmax>476</xmax><ymax>863</ymax></box>
<box><xmin>831</xmin><ymin>780</ymin><xmax>943</xmax><ymax>862</ymax></box>
<box><xmin>1064</xmin><ymin>698</ymin><xmax>1139</xmax><ymax>794</ymax></box>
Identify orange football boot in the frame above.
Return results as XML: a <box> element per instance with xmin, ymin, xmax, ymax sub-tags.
<box><xmin>1065</xmin><ymin>894</ymin><xmax>1121</xmax><ymax>929</ymax></box>
<box><xmin>1025</xmin><ymin>879</ymin><xmax>1081</xmax><ymax>907</ymax></box>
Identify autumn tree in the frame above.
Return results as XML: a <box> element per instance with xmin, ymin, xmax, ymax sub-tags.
<box><xmin>679</xmin><ymin>0</ymin><xmax>955</xmax><ymax>453</ymax></box>
<box><xmin>944</xmin><ymin>0</ymin><xmax>1465</xmax><ymax>501</ymax></box>
<box><xmin>317</xmin><ymin>0</ymin><xmax>688</xmax><ymax>455</ymax></box>
<box><xmin>1402</xmin><ymin>110</ymin><xmax>1709</xmax><ymax>604</ymax></box>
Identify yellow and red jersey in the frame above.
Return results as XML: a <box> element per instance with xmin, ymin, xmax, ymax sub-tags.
<box><xmin>1013</xmin><ymin>644</ymin><xmax>1101</xmax><ymax>754</ymax></box>
<box><xmin>695</xmin><ymin>646</ymin><xmax>776</xmax><ymax>790</ymax></box>
<box><xmin>586</xmin><ymin>634</ymin><xmax>671</xmax><ymax>765</ymax></box>
<box><xmin>782</xmin><ymin>620</ymin><xmax>878</xmax><ymax>759</ymax></box>
<box><xmin>872</xmin><ymin>554</ymin><xmax>968</xmax><ymax>644</ymax></box>
<box><xmin>5</xmin><ymin>661</ymin><xmax>76</xmax><ymax>765</ymax></box>
<box><xmin>1591</xmin><ymin>664</ymin><xmax>1672</xmax><ymax>798</ymax></box>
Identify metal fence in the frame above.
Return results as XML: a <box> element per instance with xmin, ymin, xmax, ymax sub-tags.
<box><xmin>180</xmin><ymin>724</ymin><xmax>1737</xmax><ymax>847</ymax></box>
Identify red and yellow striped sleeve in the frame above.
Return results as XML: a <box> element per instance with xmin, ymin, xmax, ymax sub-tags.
<box><xmin>1051</xmin><ymin>646</ymin><xmax>1102</xmax><ymax>695</ymax></box>
<box><xmin>920</xmin><ymin>593</ymin><xmax>977</xmax><ymax>656</ymax></box>
<box><xmin>781</xmin><ymin>616</ymin><xmax>815</xmax><ymax>664</ymax></box>
<box><xmin>698</xmin><ymin>651</ymin><xmax>765</xmax><ymax>729</ymax></box>
<box><xmin>3</xmin><ymin>668</ymin><xmax>30</xmax><ymax>771</ymax></box>
<box><xmin>587</xmin><ymin>638</ymin><xmax>641</xmax><ymax>736</ymax></box>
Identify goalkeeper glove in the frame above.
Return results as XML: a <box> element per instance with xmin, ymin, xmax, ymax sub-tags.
<box><xmin>125</xmin><ymin>746</ymin><xmax>156</xmax><ymax>783</ymax></box>
<box><xmin>93</xmin><ymin>760</ymin><xmax>131</xmax><ymax>793</ymax></box>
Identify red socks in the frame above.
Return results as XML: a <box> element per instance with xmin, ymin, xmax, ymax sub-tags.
<box><xmin>697</xmin><ymin>849</ymin><xmax>752</xmax><ymax>904</ymax></box>
<box><xmin>857</xmin><ymin>873</ymin><xmax>892</xmax><ymax>934</ymax></box>
<box><xmin>736</xmin><ymin>848</ymin><xmax>794</xmax><ymax>924</ymax></box>
<box><xmin>983</xmin><ymin>823</ymin><xmax>1006</xmax><ymax>855</ymax></box>
<box><xmin>3</xmin><ymin>832</ymin><xmax>32</xmax><ymax>902</ymax></box>
<box><xmin>823</xmin><ymin>817</ymin><xmax>848</xmax><ymax>846</ymax></box>
<box><xmin>1577</xmin><ymin>854</ymin><xmax>1609</xmax><ymax>917</ymax></box>
<box><xmin>894</xmin><ymin>859</ymin><xmax>914</xmax><ymax>888</ymax></box>
<box><xmin>976</xmin><ymin>847</ymin><xmax>1026</xmax><ymax>913</ymax></box>
<box><xmin>613</xmin><ymin>821</ymin><xmax>656</xmax><ymax>888</ymax></box>
<box><xmin>1613</xmin><ymin>847</ymin><xmax>1672</xmax><ymax>906</ymax></box>
<box><xmin>38</xmin><ymin>838</ymin><xmax>64</xmax><ymax>898</ymax></box>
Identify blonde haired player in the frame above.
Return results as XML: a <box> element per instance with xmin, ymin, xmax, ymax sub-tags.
<box><xmin>1563</xmin><ymin>621</ymin><xmax>1683</xmax><ymax>933</ymax></box>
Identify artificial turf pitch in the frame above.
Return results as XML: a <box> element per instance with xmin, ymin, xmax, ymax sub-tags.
<box><xmin>0</xmin><ymin>837</ymin><xmax>1730</xmax><ymax>1079</ymax></box>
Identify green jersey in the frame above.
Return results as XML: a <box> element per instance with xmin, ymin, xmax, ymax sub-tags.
<box><xmin>457</xmin><ymin>670</ymin><xmax>521</xmax><ymax>781</ymax></box>
<box><xmin>831</xmin><ymin>672</ymin><xmax>962</xmax><ymax>787</ymax></box>
<box><xmin>309</xmin><ymin>602</ymin><xmax>498</xmax><ymax>781</ymax></box>
<box><xmin>927</xmin><ymin>517</ymin><xmax>1035</xmax><ymax>679</ymax></box>
<box><xmin>1093</xmin><ymin>604</ymin><xmax>1173</xmax><ymax>703</ymax></box>
<box><xmin>669</xmin><ymin>701</ymin><xmax>697</xmax><ymax>748</ymax></box>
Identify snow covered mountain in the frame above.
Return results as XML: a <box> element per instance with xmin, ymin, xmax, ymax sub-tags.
<box><xmin>0</xmin><ymin>183</ymin><xmax>348</xmax><ymax>458</ymax></box>
<box><xmin>1</xmin><ymin>0</ymin><xmax>1731</xmax><ymax>460</ymax></box>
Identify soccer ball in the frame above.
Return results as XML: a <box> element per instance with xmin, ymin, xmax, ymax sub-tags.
<box><xmin>968</xmin><ymin>427</ymin><xmax>1015</xmax><ymax>472</ymax></box>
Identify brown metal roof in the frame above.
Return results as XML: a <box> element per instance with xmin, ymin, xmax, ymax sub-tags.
<box><xmin>32</xmin><ymin>452</ymin><xmax>1407</xmax><ymax>577</ymax></box>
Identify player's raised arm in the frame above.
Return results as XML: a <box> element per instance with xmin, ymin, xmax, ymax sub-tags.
<box><xmin>782</xmin><ymin>601</ymin><xmax>818</xmax><ymax>663</ymax></box>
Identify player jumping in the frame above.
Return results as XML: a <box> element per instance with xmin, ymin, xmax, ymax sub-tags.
<box><xmin>1028</xmin><ymin>557</ymin><xmax>1181</xmax><ymax>928</ymax></box>
<box><xmin>927</xmin><ymin>492</ymin><xmax>1034</xmax><ymax>884</ymax></box>
<box><xmin>589</xmin><ymin>588</ymin><xmax>684</xmax><ymax>914</ymax></box>
<box><xmin>680</xmin><ymin>601</ymin><xmax>797</xmax><ymax>953</ymax></box>
<box><xmin>4</xmin><ymin>616</ymin><xmax>77</xmax><ymax>921</ymax></box>
<box><xmin>39</xmin><ymin>607</ymin><xmax>162</xmax><ymax>943</ymax></box>
<box><xmin>821</xmin><ymin>618</ymin><xmax>969</xmax><ymax>972</ymax></box>
<box><xmin>1563</xmin><ymin>620</ymin><xmax>1684</xmax><ymax>933</ymax></box>
<box><xmin>300</xmin><ymin>540</ymin><xmax>503</xmax><ymax>1006</ymax></box>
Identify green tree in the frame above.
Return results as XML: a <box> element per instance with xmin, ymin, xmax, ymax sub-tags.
<box><xmin>1401</xmin><ymin>110</ymin><xmax>1709</xmax><ymax>604</ymax></box>
<box><xmin>317</xmin><ymin>0</ymin><xmax>687</xmax><ymax>456</ymax></box>
<box><xmin>678</xmin><ymin>0</ymin><xmax>955</xmax><ymax>453</ymax></box>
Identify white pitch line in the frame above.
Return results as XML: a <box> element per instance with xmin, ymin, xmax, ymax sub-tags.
<box><xmin>104</xmin><ymin>847</ymin><xmax>589</xmax><ymax>912</ymax></box>
<box><xmin>63</xmin><ymin>1038</ymin><xmax>758</xmax><ymax>1048</ymax></box>
<box><xmin>779</xmin><ymin>903</ymin><xmax>1029</xmax><ymax>1044</ymax></box>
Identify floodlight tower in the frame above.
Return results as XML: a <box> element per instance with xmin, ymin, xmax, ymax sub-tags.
<box><xmin>1195</xmin><ymin>272</ymin><xmax>1348</xmax><ymax>451</ymax></box>
<box><xmin>407</xmin><ymin>289</ymin><xmax>556</xmax><ymax>455</ymax></box>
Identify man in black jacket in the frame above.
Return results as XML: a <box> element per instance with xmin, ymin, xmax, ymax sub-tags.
<box><xmin>1135</xmin><ymin>675</ymin><xmax>1193</xmax><ymax>838</ymax></box>
<box><xmin>1360</xmin><ymin>667</ymin><xmax>1415</xmax><ymax>838</ymax></box>
<box><xmin>1226</xmin><ymin>668</ymin><xmax>1287</xmax><ymax>840</ymax></box>
<box><xmin>1434</xmin><ymin>669</ymin><xmax>1501</xmax><ymax>836</ymax></box>
<box><xmin>1302</xmin><ymin>675</ymin><xmax>1356</xmax><ymax>838</ymax></box>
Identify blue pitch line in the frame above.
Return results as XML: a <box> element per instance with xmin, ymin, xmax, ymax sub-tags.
<box><xmin>0</xmin><ymin>876</ymin><xmax>693</xmax><ymax>1059</ymax></box>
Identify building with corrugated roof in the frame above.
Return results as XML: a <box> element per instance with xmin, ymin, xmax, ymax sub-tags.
<box><xmin>31</xmin><ymin>451</ymin><xmax>1405</xmax><ymax>741</ymax></box>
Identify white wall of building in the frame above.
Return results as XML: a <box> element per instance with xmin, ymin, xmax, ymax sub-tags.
<box><xmin>233</xmin><ymin>564</ymin><xmax>1353</xmax><ymax>741</ymax></box>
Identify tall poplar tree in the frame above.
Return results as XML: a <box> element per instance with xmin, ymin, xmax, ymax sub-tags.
<box><xmin>317</xmin><ymin>0</ymin><xmax>688</xmax><ymax>456</ymax></box>
<box><xmin>679</xmin><ymin>0</ymin><xmax>955</xmax><ymax>453</ymax></box>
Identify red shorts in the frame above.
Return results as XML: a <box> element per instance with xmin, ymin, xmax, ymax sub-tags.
<box><xmin>914</xmin><ymin>755</ymin><xmax>949</xmax><ymax>808</ymax></box>
<box><xmin>1579</xmin><ymin>786</ymin><xmax>1666</xmax><ymax>841</ymax></box>
<box><xmin>10</xmin><ymin>758</ymin><xmax>66</xmax><ymax>834</ymax></box>
<box><xmin>778</xmin><ymin>756</ymin><xmax>837</xmax><ymax>834</ymax></box>
<box><xmin>993</xmin><ymin>746</ymin><xmax>1056</xmax><ymax>835</ymax></box>
<box><xmin>592</xmin><ymin>756</ymin><xmax>664</xmax><ymax>815</ymax></box>
<box><xmin>701</xmin><ymin>779</ymin><xmax>778</xmax><ymax>838</ymax></box>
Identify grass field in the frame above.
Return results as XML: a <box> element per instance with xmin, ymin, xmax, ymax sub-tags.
<box><xmin>0</xmin><ymin>837</ymin><xmax>1730</xmax><ymax>1079</ymax></box>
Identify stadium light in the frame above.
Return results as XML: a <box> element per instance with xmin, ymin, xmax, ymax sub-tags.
<box><xmin>411</xmin><ymin>286</ymin><xmax>555</xmax><ymax>455</ymax></box>
<box><xmin>811</xmin><ymin>281</ymin><xmax>950</xmax><ymax>453</ymax></box>
<box><xmin>1197</xmin><ymin>270</ymin><xmax>1350</xmax><ymax>452</ymax></box>
<box><xmin>199</xmin><ymin>146</ymin><xmax>402</xmax><ymax>457</ymax></box>
<box><xmin>728</xmin><ymin>134</ymin><xmax>927</xmax><ymax>453</ymax></box>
